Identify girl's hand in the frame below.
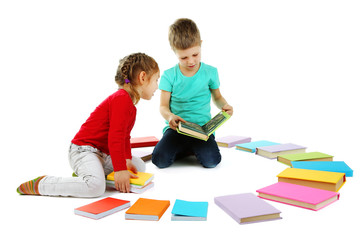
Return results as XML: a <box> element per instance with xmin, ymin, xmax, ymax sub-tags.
<box><xmin>126</xmin><ymin>159</ymin><xmax>138</xmax><ymax>174</ymax></box>
<box><xmin>168</xmin><ymin>114</ymin><xmax>186</xmax><ymax>130</ymax></box>
<box><xmin>113</xmin><ymin>170</ymin><xmax>138</xmax><ymax>193</ymax></box>
<box><xmin>222</xmin><ymin>104</ymin><xmax>233</xmax><ymax>116</ymax></box>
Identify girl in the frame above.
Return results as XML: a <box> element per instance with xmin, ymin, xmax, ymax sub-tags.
<box><xmin>17</xmin><ymin>53</ymin><xmax>159</xmax><ymax>197</ymax></box>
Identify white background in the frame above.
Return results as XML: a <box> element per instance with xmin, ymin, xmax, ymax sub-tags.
<box><xmin>1</xmin><ymin>0</ymin><xmax>359</xmax><ymax>239</ymax></box>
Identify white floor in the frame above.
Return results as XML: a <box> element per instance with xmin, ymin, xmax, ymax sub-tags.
<box><xmin>7</xmin><ymin>144</ymin><xmax>359</xmax><ymax>240</ymax></box>
<box><xmin>2</xmin><ymin>1</ymin><xmax>359</xmax><ymax>239</ymax></box>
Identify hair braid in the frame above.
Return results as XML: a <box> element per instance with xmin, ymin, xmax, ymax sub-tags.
<box><xmin>115</xmin><ymin>53</ymin><xmax>159</xmax><ymax>104</ymax></box>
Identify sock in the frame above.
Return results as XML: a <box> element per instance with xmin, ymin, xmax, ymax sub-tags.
<box><xmin>17</xmin><ymin>176</ymin><xmax>46</xmax><ymax>195</ymax></box>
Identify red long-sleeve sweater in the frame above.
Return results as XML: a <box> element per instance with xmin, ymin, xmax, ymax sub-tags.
<box><xmin>72</xmin><ymin>89</ymin><xmax>136</xmax><ymax>171</ymax></box>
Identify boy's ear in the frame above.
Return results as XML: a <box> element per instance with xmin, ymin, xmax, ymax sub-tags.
<box><xmin>138</xmin><ymin>71</ymin><xmax>147</xmax><ymax>85</ymax></box>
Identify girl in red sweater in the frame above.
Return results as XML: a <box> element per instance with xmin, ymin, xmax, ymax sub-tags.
<box><xmin>17</xmin><ymin>53</ymin><xmax>159</xmax><ymax>197</ymax></box>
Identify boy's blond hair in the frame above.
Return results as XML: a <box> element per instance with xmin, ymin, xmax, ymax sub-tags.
<box><xmin>168</xmin><ymin>18</ymin><xmax>201</xmax><ymax>51</ymax></box>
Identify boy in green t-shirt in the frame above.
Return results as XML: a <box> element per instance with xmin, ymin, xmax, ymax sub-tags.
<box><xmin>152</xmin><ymin>18</ymin><xmax>233</xmax><ymax>168</ymax></box>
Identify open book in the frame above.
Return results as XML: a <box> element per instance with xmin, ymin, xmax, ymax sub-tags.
<box><xmin>177</xmin><ymin>111</ymin><xmax>231</xmax><ymax>141</ymax></box>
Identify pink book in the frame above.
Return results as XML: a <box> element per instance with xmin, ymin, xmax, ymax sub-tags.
<box><xmin>256</xmin><ymin>182</ymin><xmax>339</xmax><ymax>211</ymax></box>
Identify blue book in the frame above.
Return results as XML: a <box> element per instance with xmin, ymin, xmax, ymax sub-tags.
<box><xmin>171</xmin><ymin>199</ymin><xmax>208</xmax><ymax>221</ymax></box>
<box><xmin>236</xmin><ymin>140</ymin><xmax>280</xmax><ymax>153</ymax></box>
<box><xmin>292</xmin><ymin>161</ymin><xmax>353</xmax><ymax>177</ymax></box>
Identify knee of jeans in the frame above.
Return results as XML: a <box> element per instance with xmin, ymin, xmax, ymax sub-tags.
<box><xmin>198</xmin><ymin>152</ymin><xmax>221</xmax><ymax>168</ymax></box>
<box><xmin>152</xmin><ymin>150</ymin><xmax>173</xmax><ymax>169</ymax></box>
<box><xmin>202</xmin><ymin>162</ymin><xmax>219</xmax><ymax>168</ymax></box>
<box><xmin>84</xmin><ymin>176</ymin><xmax>106</xmax><ymax>197</ymax></box>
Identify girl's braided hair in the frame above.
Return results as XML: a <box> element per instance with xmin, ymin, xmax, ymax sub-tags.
<box><xmin>115</xmin><ymin>53</ymin><xmax>159</xmax><ymax>104</ymax></box>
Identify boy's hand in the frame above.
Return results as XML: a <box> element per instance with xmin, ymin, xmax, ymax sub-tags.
<box><xmin>113</xmin><ymin>170</ymin><xmax>138</xmax><ymax>193</ymax></box>
<box><xmin>222</xmin><ymin>104</ymin><xmax>233</xmax><ymax>116</ymax></box>
<box><xmin>168</xmin><ymin>114</ymin><xmax>186</xmax><ymax>130</ymax></box>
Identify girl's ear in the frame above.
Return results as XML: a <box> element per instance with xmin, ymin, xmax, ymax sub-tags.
<box><xmin>138</xmin><ymin>71</ymin><xmax>147</xmax><ymax>85</ymax></box>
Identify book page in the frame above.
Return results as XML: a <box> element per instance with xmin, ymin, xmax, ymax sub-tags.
<box><xmin>202</xmin><ymin>112</ymin><xmax>227</xmax><ymax>134</ymax></box>
<box><xmin>181</xmin><ymin>121</ymin><xmax>206</xmax><ymax>134</ymax></box>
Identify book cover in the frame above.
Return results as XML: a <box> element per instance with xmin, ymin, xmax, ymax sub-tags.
<box><xmin>171</xmin><ymin>199</ymin><xmax>208</xmax><ymax>221</ymax></box>
<box><xmin>216</xmin><ymin>135</ymin><xmax>251</xmax><ymax>148</ymax></box>
<box><xmin>257</xmin><ymin>182</ymin><xmax>339</xmax><ymax>211</ymax></box>
<box><xmin>106</xmin><ymin>171</ymin><xmax>154</xmax><ymax>186</ymax></box>
<box><xmin>277</xmin><ymin>168</ymin><xmax>346</xmax><ymax>192</ymax></box>
<box><xmin>214</xmin><ymin>193</ymin><xmax>282</xmax><ymax>224</ymax></box>
<box><xmin>256</xmin><ymin>143</ymin><xmax>306</xmax><ymax>159</ymax></box>
<box><xmin>106</xmin><ymin>181</ymin><xmax>154</xmax><ymax>194</ymax></box>
<box><xmin>277</xmin><ymin>152</ymin><xmax>333</xmax><ymax>166</ymax></box>
<box><xmin>130</xmin><ymin>136</ymin><xmax>159</xmax><ymax>148</ymax></box>
<box><xmin>292</xmin><ymin>161</ymin><xmax>353</xmax><ymax>177</ymax></box>
<box><xmin>235</xmin><ymin>140</ymin><xmax>280</xmax><ymax>153</ymax></box>
<box><xmin>125</xmin><ymin>198</ymin><xmax>170</xmax><ymax>221</ymax></box>
<box><xmin>74</xmin><ymin>197</ymin><xmax>130</xmax><ymax>220</ymax></box>
<box><xmin>177</xmin><ymin>111</ymin><xmax>231</xmax><ymax>141</ymax></box>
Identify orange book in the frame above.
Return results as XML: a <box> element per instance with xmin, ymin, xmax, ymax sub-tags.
<box><xmin>125</xmin><ymin>198</ymin><xmax>170</xmax><ymax>221</ymax></box>
<box><xmin>130</xmin><ymin>136</ymin><xmax>159</xmax><ymax>148</ymax></box>
<box><xmin>74</xmin><ymin>197</ymin><xmax>130</xmax><ymax>219</ymax></box>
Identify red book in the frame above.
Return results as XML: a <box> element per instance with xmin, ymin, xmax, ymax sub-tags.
<box><xmin>74</xmin><ymin>197</ymin><xmax>130</xmax><ymax>219</ymax></box>
<box><xmin>130</xmin><ymin>136</ymin><xmax>159</xmax><ymax>148</ymax></box>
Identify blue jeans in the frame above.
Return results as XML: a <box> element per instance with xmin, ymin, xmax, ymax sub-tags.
<box><xmin>152</xmin><ymin>129</ymin><xmax>221</xmax><ymax>168</ymax></box>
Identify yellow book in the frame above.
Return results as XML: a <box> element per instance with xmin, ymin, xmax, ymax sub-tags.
<box><xmin>277</xmin><ymin>168</ymin><xmax>346</xmax><ymax>192</ymax></box>
<box><xmin>107</xmin><ymin>171</ymin><xmax>154</xmax><ymax>186</ymax></box>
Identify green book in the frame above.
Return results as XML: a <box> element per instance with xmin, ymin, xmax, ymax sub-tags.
<box><xmin>277</xmin><ymin>152</ymin><xmax>333</xmax><ymax>167</ymax></box>
<box><xmin>177</xmin><ymin>111</ymin><xmax>231</xmax><ymax>141</ymax></box>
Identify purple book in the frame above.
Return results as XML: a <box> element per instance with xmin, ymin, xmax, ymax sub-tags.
<box><xmin>214</xmin><ymin>193</ymin><xmax>282</xmax><ymax>224</ymax></box>
<box><xmin>256</xmin><ymin>143</ymin><xmax>306</xmax><ymax>159</ymax></box>
<box><xmin>216</xmin><ymin>135</ymin><xmax>251</xmax><ymax>148</ymax></box>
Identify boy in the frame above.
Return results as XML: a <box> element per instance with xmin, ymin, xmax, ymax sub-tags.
<box><xmin>152</xmin><ymin>18</ymin><xmax>233</xmax><ymax>168</ymax></box>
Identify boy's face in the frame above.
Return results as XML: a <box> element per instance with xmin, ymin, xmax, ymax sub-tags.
<box><xmin>174</xmin><ymin>45</ymin><xmax>201</xmax><ymax>75</ymax></box>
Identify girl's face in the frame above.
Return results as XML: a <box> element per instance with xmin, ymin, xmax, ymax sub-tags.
<box><xmin>175</xmin><ymin>45</ymin><xmax>201</xmax><ymax>76</ymax></box>
<box><xmin>140</xmin><ymin>71</ymin><xmax>160</xmax><ymax>100</ymax></box>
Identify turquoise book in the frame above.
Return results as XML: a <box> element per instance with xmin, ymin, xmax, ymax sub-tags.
<box><xmin>292</xmin><ymin>161</ymin><xmax>353</xmax><ymax>177</ymax></box>
<box><xmin>171</xmin><ymin>199</ymin><xmax>208</xmax><ymax>221</ymax></box>
<box><xmin>236</xmin><ymin>140</ymin><xmax>280</xmax><ymax>153</ymax></box>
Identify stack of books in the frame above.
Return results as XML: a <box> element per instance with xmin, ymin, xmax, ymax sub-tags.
<box><xmin>256</xmin><ymin>151</ymin><xmax>352</xmax><ymax>211</ymax></box>
<box><xmin>255</xmin><ymin>166</ymin><xmax>346</xmax><ymax>211</ymax></box>
<box><xmin>106</xmin><ymin>171</ymin><xmax>154</xmax><ymax>194</ymax></box>
<box><xmin>230</xmin><ymin>136</ymin><xmax>353</xmax><ymax>211</ymax></box>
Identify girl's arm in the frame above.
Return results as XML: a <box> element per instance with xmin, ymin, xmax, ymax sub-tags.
<box><xmin>211</xmin><ymin>88</ymin><xmax>233</xmax><ymax>116</ymax></box>
<box><xmin>160</xmin><ymin>90</ymin><xmax>185</xmax><ymax>130</ymax></box>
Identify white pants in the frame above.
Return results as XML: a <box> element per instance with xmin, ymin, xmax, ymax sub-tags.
<box><xmin>38</xmin><ymin>143</ymin><xmax>146</xmax><ymax>198</ymax></box>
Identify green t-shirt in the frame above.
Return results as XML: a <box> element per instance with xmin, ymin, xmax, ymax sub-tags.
<box><xmin>159</xmin><ymin>62</ymin><xmax>220</xmax><ymax>133</ymax></box>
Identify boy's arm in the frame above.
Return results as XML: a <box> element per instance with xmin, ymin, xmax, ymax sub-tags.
<box><xmin>211</xmin><ymin>88</ymin><xmax>233</xmax><ymax>116</ymax></box>
<box><xmin>160</xmin><ymin>90</ymin><xmax>185</xmax><ymax>130</ymax></box>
